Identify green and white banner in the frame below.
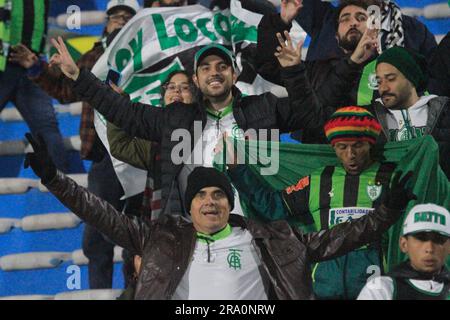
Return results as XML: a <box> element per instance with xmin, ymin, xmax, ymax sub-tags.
<box><xmin>91</xmin><ymin>1</ymin><xmax>304</xmax><ymax>198</ymax></box>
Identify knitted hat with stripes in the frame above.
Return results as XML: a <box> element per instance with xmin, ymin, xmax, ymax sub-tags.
<box><xmin>324</xmin><ymin>106</ymin><xmax>382</xmax><ymax>145</ymax></box>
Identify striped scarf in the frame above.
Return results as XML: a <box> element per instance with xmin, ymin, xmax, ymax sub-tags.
<box><xmin>380</xmin><ymin>0</ymin><xmax>404</xmax><ymax>51</ymax></box>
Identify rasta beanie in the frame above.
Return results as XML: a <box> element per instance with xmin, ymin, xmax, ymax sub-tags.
<box><xmin>324</xmin><ymin>106</ymin><xmax>382</xmax><ymax>145</ymax></box>
<box><xmin>376</xmin><ymin>46</ymin><xmax>428</xmax><ymax>92</ymax></box>
<box><xmin>185</xmin><ymin>167</ymin><xmax>235</xmax><ymax>213</ymax></box>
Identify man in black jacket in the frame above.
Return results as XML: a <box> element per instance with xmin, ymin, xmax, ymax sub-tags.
<box><xmin>24</xmin><ymin>133</ymin><xmax>415</xmax><ymax>299</ymax></box>
<box><xmin>49</xmin><ymin>36</ymin><xmax>320</xmax><ymax>217</ymax></box>
<box><xmin>257</xmin><ymin>0</ymin><xmax>438</xmax><ymax>130</ymax></box>
<box><xmin>366</xmin><ymin>47</ymin><xmax>449</xmax><ymax>179</ymax></box>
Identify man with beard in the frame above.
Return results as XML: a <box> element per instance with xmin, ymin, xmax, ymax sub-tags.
<box><xmin>48</xmin><ymin>39</ymin><xmax>320</xmax><ymax>218</ymax></box>
<box><xmin>369</xmin><ymin>46</ymin><xmax>449</xmax><ymax>178</ymax></box>
<box><xmin>256</xmin><ymin>0</ymin><xmax>437</xmax><ymax>143</ymax></box>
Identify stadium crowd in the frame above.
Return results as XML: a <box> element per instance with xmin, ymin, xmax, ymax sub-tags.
<box><xmin>1</xmin><ymin>0</ymin><xmax>449</xmax><ymax>300</ymax></box>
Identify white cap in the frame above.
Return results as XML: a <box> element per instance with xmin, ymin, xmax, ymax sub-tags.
<box><xmin>106</xmin><ymin>0</ymin><xmax>140</xmax><ymax>15</ymax></box>
<box><xmin>402</xmin><ymin>204</ymin><xmax>450</xmax><ymax>237</ymax></box>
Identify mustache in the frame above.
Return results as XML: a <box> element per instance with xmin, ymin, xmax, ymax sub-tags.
<box><xmin>346</xmin><ymin>28</ymin><xmax>362</xmax><ymax>38</ymax></box>
<box><xmin>207</xmin><ymin>76</ymin><xmax>224</xmax><ymax>84</ymax></box>
<box><xmin>381</xmin><ymin>92</ymin><xmax>396</xmax><ymax>98</ymax></box>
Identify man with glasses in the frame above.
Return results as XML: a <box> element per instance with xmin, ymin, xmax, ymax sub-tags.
<box><xmin>358</xmin><ymin>203</ymin><xmax>450</xmax><ymax>300</ymax></box>
<box><xmin>10</xmin><ymin>0</ymin><xmax>141</xmax><ymax>290</ymax></box>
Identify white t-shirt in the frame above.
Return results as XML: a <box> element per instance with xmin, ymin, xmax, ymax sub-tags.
<box><xmin>382</xmin><ymin>95</ymin><xmax>437</xmax><ymax>141</ymax></box>
<box><xmin>357</xmin><ymin>276</ymin><xmax>445</xmax><ymax>300</ymax></box>
<box><xmin>172</xmin><ymin>227</ymin><xmax>268</xmax><ymax>300</ymax></box>
<box><xmin>179</xmin><ymin>105</ymin><xmax>245</xmax><ymax>216</ymax></box>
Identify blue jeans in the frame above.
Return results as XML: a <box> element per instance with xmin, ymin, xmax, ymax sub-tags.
<box><xmin>0</xmin><ymin>64</ymin><xmax>69</xmax><ymax>171</ymax></box>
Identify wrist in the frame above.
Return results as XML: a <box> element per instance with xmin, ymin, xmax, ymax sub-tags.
<box><xmin>26</xmin><ymin>59</ymin><xmax>44</xmax><ymax>78</ymax></box>
<box><xmin>70</xmin><ymin>68</ymin><xmax>80</xmax><ymax>81</ymax></box>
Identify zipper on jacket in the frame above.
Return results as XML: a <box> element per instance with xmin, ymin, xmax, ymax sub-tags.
<box><xmin>197</xmin><ymin>235</ymin><xmax>213</xmax><ymax>262</ymax></box>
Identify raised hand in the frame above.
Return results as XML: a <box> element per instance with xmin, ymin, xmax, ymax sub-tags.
<box><xmin>24</xmin><ymin>133</ymin><xmax>57</xmax><ymax>184</ymax></box>
<box><xmin>384</xmin><ymin>171</ymin><xmax>417</xmax><ymax>211</ymax></box>
<box><xmin>274</xmin><ymin>31</ymin><xmax>304</xmax><ymax>68</ymax></box>
<box><xmin>9</xmin><ymin>44</ymin><xmax>39</xmax><ymax>69</ymax></box>
<box><xmin>280</xmin><ymin>0</ymin><xmax>303</xmax><ymax>24</ymax></box>
<box><xmin>49</xmin><ymin>36</ymin><xmax>80</xmax><ymax>80</ymax></box>
<box><xmin>350</xmin><ymin>27</ymin><xmax>379</xmax><ymax>65</ymax></box>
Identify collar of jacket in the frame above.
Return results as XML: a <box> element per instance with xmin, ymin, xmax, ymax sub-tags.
<box><xmin>389</xmin><ymin>260</ymin><xmax>450</xmax><ymax>284</ymax></box>
<box><xmin>196</xmin><ymin>86</ymin><xmax>247</xmax><ymax>129</ymax></box>
<box><xmin>196</xmin><ymin>224</ymin><xmax>232</xmax><ymax>243</ymax></box>
<box><xmin>372</xmin><ymin>96</ymin><xmax>448</xmax><ymax>138</ymax></box>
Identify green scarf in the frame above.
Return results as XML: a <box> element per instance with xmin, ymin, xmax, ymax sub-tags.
<box><xmin>214</xmin><ymin>135</ymin><xmax>450</xmax><ymax>271</ymax></box>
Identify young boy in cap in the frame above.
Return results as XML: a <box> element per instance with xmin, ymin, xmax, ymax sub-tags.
<box><xmin>227</xmin><ymin>106</ymin><xmax>417</xmax><ymax>299</ymax></box>
<box><xmin>358</xmin><ymin>203</ymin><xmax>450</xmax><ymax>300</ymax></box>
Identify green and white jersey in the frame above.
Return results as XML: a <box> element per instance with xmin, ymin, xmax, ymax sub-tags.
<box><xmin>358</xmin><ymin>276</ymin><xmax>447</xmax><ymax>300</ymax></box>
<box><xmin>172</xmin><ymin>225</ymin><xmax>268</xmax><ymax>300</ymax></box>
<box><xmin>283</xmin><ymin>162</ymin><xmax>396</xmax><ymax>231</ymax></box>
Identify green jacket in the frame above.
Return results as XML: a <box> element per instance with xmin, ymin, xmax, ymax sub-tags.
<box><xmin>107</xmin><ymin>121</ymin><xmax>153</xmax><ymax>170</ymax></box>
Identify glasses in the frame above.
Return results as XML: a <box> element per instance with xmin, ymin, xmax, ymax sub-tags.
<box><xmin>164</xmin><ymin>83</ymin><xmax>192</xmax><ymax>93</ymax></box>
<box><xmin>412</xmin><ymin>232</ymin><xmax>449</xmax><ymax>245</ymax></box>
<box><xmin>108</xmin><ymin>13</ymin><xmax>133</xmax><ymax>23</ymax></box>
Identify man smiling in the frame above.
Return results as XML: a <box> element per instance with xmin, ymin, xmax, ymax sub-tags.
<box><xmin>50</xmin><ymin>38</ymin><xmax>320</xmax><ymax>217</ymax></box>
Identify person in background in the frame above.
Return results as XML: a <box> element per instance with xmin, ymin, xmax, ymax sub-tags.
<box><xmin>358</xmin><ymin>203</ymin><xmax>449</xmax><ymax>300</ymax></box>
<box><xmin>0</xmin><ymin>0</ymin><xmax>69</xmax><ymax>171</ymax></box>
<box><xmin>9</xmin><ymin>0</ymin><xmax>142</xmax><ymax>290</ymax></box>
<box><xmin>428</xmin><ymin>32</ymin><xmax>450</xmax><ymax>97</ymax></box>
<box><xmin>107</xmin><ymin>70</ymin><xmax>196</xmax><ymax>220</ymax></box>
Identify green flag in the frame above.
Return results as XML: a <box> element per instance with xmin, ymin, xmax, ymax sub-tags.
<box><xmin>214</xmin><ymin>135</ymin><xmax>449</xmax><ymax>270</ymax></box>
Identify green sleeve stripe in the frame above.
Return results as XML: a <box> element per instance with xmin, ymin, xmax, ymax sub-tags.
<box><xmin>330</xmin><ymin>166</ymin><xmax>344</xmax><ymax>214</ymax></box>
<box><xmin>31</xmin><ymin>0</ymin><xmax>46</xmax><ymax>52</ymax></box>
<box><xmin>10</xmin><ymin>0</ymin><xmax>23</xmax><ymax>46</ymax></box>
<box><xmin>309</xmin><ymin>171</ymin><xmax>322</xmax><ymax>230</ymax></box>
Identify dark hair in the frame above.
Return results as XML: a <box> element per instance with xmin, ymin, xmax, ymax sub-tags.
<box><xmin>335</xmin><ymin>0</ymin><xmax>381</xmax><ymax>29</ymax></box>
<box><xmin>160</xmin><ymin>70</ymin><xmax>195</xmax><ymax>106</ymax></box>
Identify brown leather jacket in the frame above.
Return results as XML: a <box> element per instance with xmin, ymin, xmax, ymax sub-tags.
<box><xmin>46</xmin><ymin>171</ymin><xmax>402</xmax><ymax>300</ymax></box>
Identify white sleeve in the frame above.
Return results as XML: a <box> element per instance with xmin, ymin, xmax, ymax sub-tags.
<box><xmin>357</xmin><ymin>276</ymin><xmax>395</xmax><ymax>300</ymax></box>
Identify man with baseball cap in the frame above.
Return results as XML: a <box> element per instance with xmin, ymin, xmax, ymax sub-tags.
<box><xmin>23</xmin><ymin>133</ymin><xmax>415</xmax><ymax>299</ymax></box>
<box><xmin>358</xmin><ymin>203</ymin><xmax>450</xmax><ymax>300</ymax></box>
<box><xmin>49</xmin><ymin>32</ymin><xmax>320</xmax><ymax>218</ymax></box>
<box><xmin>227</xmin><ymin>106</ymin><xmax>417</xmax><ymax>299</ymax></box>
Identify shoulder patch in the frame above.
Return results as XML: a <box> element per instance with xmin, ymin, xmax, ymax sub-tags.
<box><xmin>285</xmin><ymin>176</ymin><xmax>310</xmax><ymax>194</ymax></box>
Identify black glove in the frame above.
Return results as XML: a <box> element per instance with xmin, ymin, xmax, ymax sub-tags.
<box><xmin>24</xmin><ymin>133</ymin><xmax>57</xmax><ymax>184</ymax></box>
<box><xmin>384</xmin><ymin>171</ymin><xmax>417</xmax><ymax>211</ymax></box>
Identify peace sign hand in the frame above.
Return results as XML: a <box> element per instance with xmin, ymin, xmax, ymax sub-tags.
<box><xmin>49</xmin><ymin>36</ymin><xmax>80</xmax><ymax>81</ymax></box>
<box><xmin>274</xmin><ymin>31</ymin><xmax>304</xmax><ymax>68</ymax></box>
